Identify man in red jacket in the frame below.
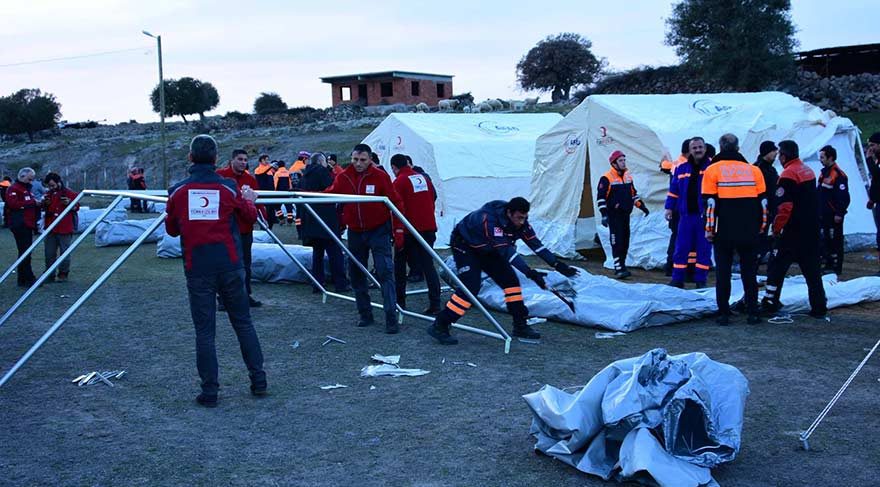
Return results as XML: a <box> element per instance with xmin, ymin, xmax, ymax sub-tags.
<box><xmin>217</xmin><ymin>149</ymin><xmax>263</xmax><ymax>308</ymax></box>
<box><xmin>325</xmin><ymin>143</ymin><xmax>405</xmax><ymax>333</ymax></box>
<box><xmin>6</xmin><ymin>168</ymin><xmax>40</xmax><ymax>287</ymax></box>
<box><xmin>41</xmin><ymin>173</ymin><xmax>80</xmax><ymax>282</ymax></box>
<box><xmin>390</xmin><ymin>154</ymin><xmax>441</xmax><ymax>314</ymax></box>
<box><xmin>166</xmin><ymin>135</ymin><xmax>267</xmax><ymax>407</ymax></box>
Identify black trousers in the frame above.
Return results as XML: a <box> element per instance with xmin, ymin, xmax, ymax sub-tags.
<box><xmin>819</xmin><ymin>218</ymin><xmax>844</xmax><ymax>274</ymax></box>
<box><xmin>395</xmin><ymin>231</ymin><xmax>441</xmax><ymax>310</ymax></box>
<box><xmin>242</xmin><ymin>233</ymin><xmax>253</xmax><ymax>296</ymax></box>
<box><xmin>765</xmin><ymin>242</ymin><xmax>827</xmax><ymax>314</ymax></box>
<box><xmin>714</xmin><ymin>240</ymin><xmax>759</xmax><ymax>315</ymax></box>
<box><xmin>311</xmin><ymin>237</ymin><xmax>348</xmax><ymax>290</ymax></box>
<box><xmin>434</xmin><ymin>243</ymin><xmax>527</xmax><ymax>331</ymax></box>
<box><xmin>12</xmin><ymin>226</ymin><xmax>36</xmax><ymax>284</ymax></box>
<box><xmin>608</xmin><ymin>211</ymin><xmax>631</xmax><ymax>271</ymax></box>
<box><xmin>666</xmin><ymin>211</ymin><xmax>679</xmax><ymax>270</ymax></box>
<box><xmin>186</xmin><ymin>269</ymin><xmax>266</xmax><ymax>396</ymax></box>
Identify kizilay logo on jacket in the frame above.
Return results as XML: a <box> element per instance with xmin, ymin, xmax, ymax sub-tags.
<box><xmin>477</xmin><ymin>121</ymin><xmax>520</xmax><ymax>136</ymax></box>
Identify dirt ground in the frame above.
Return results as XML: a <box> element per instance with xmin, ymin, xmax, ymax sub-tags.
<box><xmin>1</xmin><ymin>208</ymin><xmax>878</xmax><ymax>486</ymax></box>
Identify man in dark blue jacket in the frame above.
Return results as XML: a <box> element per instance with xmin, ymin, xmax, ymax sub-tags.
<box><xmin>165</xmin><ymin>135</ymin><xmax>267</xmax><ymax>407</ymax></box>
<box><xmin>427</xmin><ymin>197</ymin><xmax>578</xmax><ymax>345</ymax></box>
<box><xmin>817</xmin><ymin>145</ymin><xmax>850</xmax><ymax>275</ymax></box>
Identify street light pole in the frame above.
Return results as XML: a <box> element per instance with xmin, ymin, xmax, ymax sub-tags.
<box><xmin>143</xmin><ymin>30</ymin><xmax>168</xmax><ymax>188</ymax></box>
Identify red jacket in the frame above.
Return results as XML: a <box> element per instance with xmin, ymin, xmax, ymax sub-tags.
<box><xmin>5</xmin><ymin>181</ymin><xmax>39</xmax><ymax>230</ymax></box>
<box><xmin>325</xmin><ymin>164</ymin><xmax>404</xmax><ymax>232</ymax></box>
<box><xmin>217</xmin><ymin>165</ymin><xmax>264</xmax><ymax>234</ymax></box>
<box><xmin>43</xmin><ymin>187</ymin><xmax>80</xmax><ymax>234</ymax></box>
<box><xmin>393</xmin><ymin>166</ymin><xmax>437</xmax><ymax>232</ymax></box>
<box><xmin>166</xmin><ymin>165</ymin><xmax>258</xmax><ymax>276</ymax></box>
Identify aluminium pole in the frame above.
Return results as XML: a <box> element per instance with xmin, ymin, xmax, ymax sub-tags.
<box><xmin>157</xmin><ymin>35</ymin><xmax>168</xmax><ymax>189</ymax></box>
<box><xmin>0</xmin><ymin>214</ymin><xmax>167</xmax><ymax>388</ymax></box>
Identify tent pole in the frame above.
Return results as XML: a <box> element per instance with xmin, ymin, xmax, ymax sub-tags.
<box><xmin>0</xmin><ymin>195</ymin><xmax>125</xmax><ymax>329</ymax></box>
<box><xmin>0</xmin><ymin>191</ymin><xmax>86</xmax><ymax>284</ymax></box>
<box><xmin>0</xmin><ymin>214</ymin><xmax>166</xmax><ymax>388</ymax></box>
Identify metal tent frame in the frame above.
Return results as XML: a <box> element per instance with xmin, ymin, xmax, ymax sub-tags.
<box><xmin>0</xmin><ymin>189</ymin><xmax>512</xmax><ymax>388</ymax></box>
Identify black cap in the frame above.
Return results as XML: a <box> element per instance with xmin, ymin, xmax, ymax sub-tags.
<box><xmin>759</xmin><ymin>141</ymin><xmax>778</xmax><ymax>157</ymax></box>
<box><xmin>328</xmin><ymin>154</ymin><xmax>337</xmax><ymax>162</ymax></box>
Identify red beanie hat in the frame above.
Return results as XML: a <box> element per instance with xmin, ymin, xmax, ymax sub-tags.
<box><xmin>609</xmin><ymin>150</ymin><xmax>625</xmax><ymax>164</ymax></box>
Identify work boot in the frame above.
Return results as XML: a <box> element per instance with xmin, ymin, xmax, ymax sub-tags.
<box><xmin>422</xmin><ymin>306</ymin><xmax>441</xmax><ymax>316</ymax></box>
<box><xmin>614</xmin><ymin>269</ymin><xmax>631</xmax><ymax>279</ymax></box>
<box><xmin>427</xmin><ymin>323</ymin><xmax>458</xmax><ymax>345</ymax></box>
<box><xmin>250</xmin><ymin>383</ymin><xmax>268</xmax><ymax>397</ymax></box>
<box><xmin>667</xmin><ymin>280</ymin><xmax>684</xmax><ymax>289</ymax></box>
<box><xmin>694</xmin><ymin>282</ymin><xmax>707</xmax><ymax>289</ymax></box>
<box><xmin>808</xmin><ymin>309</ymin><xmax>828</xmax><ymax>320</ymax></box>
<box><xmin>385</xmin><ymin>320</ymin><xmax>400</xmax><ymax>334</ymax></box>
<box><xmin>196</xmin><ymin>393</ymin><xmax>218</xmax><ymax>408</ymax></box>
<box><xmin>746</xmin><ymin>314</ymin><xmax>761</xmax><ymax>325</ymax></box>
<box><xmin>664</xmin><ymin>263</ymin><xmax>673</xmax><ymax>277</ymax></box>
<box><xmin>512</xmin><ymin>324</ymin><xmax>541</xmax><ymax>339</ymax></box>
<box><xmin>760</xmin><ymin>298</ymin><xmax>781</xmax><ymax>315</ymax></box>
<box><xmin>357</xmin><ymin>315</ymin><xmax>374</xmax><ymax>327</ymax></box>
<box><xmin>248</xmin><ymin>296</ymin><xmax>263</xmax><ymax>308</ymax></box>
<box><xmin>716</xmin><ymin>313</ymin><xmax>730</xmax><ymax>326</ymax></box>
<box><xmin>56</xmin><ymin>272</ymin><xmax>69</xmax><ymax>282</ymax></box>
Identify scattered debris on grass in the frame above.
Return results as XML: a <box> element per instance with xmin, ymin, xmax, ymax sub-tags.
<box><xmin>322</xmin><ymin>335</ymin><xmax>346</xmax><ymax>346</ymax></box>
<box><xmin>370</xmin><ymin>354</ymin><xmax>400</xmax><ymax>365</ymax></box>
<box><xmin>595</xmin><ymin>332</ymin><xmax>626</xmax><ymax>339</ymax></box>
<box><xmin>361</xmin><ymin>364</ymin><xmax>429</xmax><ymax>377</ymax></box>
<box><xmin>319</xmin><ymin>384</ymin><xmax>348</xmax><ymax>390</ymax></box>
<box><xmin>71</xmin><ymin>370</ymin><xmax>125</xmax><ymax>387</ymax></box>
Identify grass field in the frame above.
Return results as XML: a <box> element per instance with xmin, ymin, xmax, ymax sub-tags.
<box><xmin>0</xmin><ymin>206</ymin><xmax>879</xmax><ymax>486</ymax></box>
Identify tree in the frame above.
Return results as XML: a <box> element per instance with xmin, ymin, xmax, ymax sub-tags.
<box><xmin>516</xmin><ymin>33</ymin><xmax>604</xmax><ymax>102</ymax></box>
<box><xmin>150</xmin><ymin>77</ymin><xmax>220</xmax><ymax>124</ymax></box>
<box><xmin>665</xmin><ymin>0</ymin><xmax>798</xmax><ymax>91</ymax></box>
<box><xmin>0</xmin><ymin>89</ymin><xmax>62</xmax><ymax>142</ymax></box>
<box><xmin>253</xmin><ymin>92</ymin><xmax>288</xmax><ymax>115</ymax></box>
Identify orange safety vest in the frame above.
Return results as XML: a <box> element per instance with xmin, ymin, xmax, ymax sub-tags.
<box><xmin>660</xmin><ymin>154</ymin><xmax>688</xmax><ymax>174</ymax></box>
<box><xmin>274</xmin><ymin>167</ymin><xmax>291</xmax><ymax>190</ymax></box>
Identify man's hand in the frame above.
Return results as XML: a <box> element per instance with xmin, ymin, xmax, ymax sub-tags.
<box><xmin>868</xmin><ymin>200</ymin><xmax>875</xmax><ymax>210</ymax></box>
<box><xmin>241</xmin><ymin>186</ymin><xmax>258</xmax><ymax>202</ymax></box>
<box><xmin>554</xmin><ymin>261</ymin><xmax>578</xmax><ymax>278</ymax></box>
<box><xmin>834</xmin><ymin>215</ymin><xmax>843</xmax><ymax>224</ymax></box>
<box><xmin>704</xmin><ymin>230</ymin><xmax>714</xmax><ymax>243</ymax></box>
<box><xmin>640</xmin><ymin>205</ymin><xmax>650</xmax><ymax>216</ymax></box>
<box><xmin>601</xmin><ymin>216</ymin><xmax>608</xmax><ymax>228</ymax></box>
<box><xmin>393</xmin><ymin>229</ymin><xmax>405</xmax><ymax>250</ymax></box>
<box><xmin>525</xmin><ymin>269</ymin><xmax>547</xmax><ymax>289</ymax></box>
<box><xmin>665</xmin><ymin>209</ymin><xmax>673</xmax><ymax>221</ymax></box>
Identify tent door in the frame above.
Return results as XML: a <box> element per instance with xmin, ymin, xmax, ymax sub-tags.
<box><xmin>578</xmin><ymin>151</ymin><xmax>595</xmax><ymax>218</ymax></box>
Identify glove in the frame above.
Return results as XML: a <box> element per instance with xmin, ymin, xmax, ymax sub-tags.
<box><xmin>868</xmin><ymin>200</ymin><xmax>875</xmax><ymax>210</ymax></box>
<box><xmin>393</xmin><ymin>229</ymin><xmax>405</xmax><ymax>250</ymax></box>
<box><xmin>601</xmin><ymin>216</ymin><xmax>608</xmax><ymax>228</ymax></box>
<box><xmin>640</xmin><ymin>205</ymin><xmax>650</xmax><ymax>216</ymax></box>
<box><xmin>554</xmin><ymin>261</ymin><xmax>578</xmax><ymax>278</ymax></box>
<box><xmin>525</xmin><ymin>269</ymin><xmax>547</xmax><ymax>289</ymax></box>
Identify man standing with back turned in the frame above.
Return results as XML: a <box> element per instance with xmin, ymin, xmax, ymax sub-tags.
<box><xmin>166</xmin><ymin>135</ymin><xmax>267</xmax><ymax>407</ymax></box>
<box><xmin>701</xmin><ymin>133</ymin><xmax>767</xmax><ymax>325</ymax></box>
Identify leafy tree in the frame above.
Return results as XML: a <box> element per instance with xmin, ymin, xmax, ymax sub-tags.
<box><xmin>150</xmin><ymin>77</ymin><xmax>220</xmax><ymax>124</ymax></box>
<box><xmin>516</xmin><ymin>33</ymin><xmax>604</xmax><ymax>102</ymax></box>
<box><xmin>665</xmin><ymin>0</ymin><xmax>798</xmax><ymax>91</ymax></box>
<box><xmin>0</xmin><ymin>89</ymin><xmax>62</xmax><ymax>142</ymax></box>
<box><xmin>253</xmin><ymin>92</ymin><xmax>288</xmax><ymax>115</ymax></box>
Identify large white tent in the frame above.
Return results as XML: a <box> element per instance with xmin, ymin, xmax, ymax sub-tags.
<box><xmin>530</xmin><ymin>92</ymin><xmax>872</xmax><ymax>267</ymax></box>
<box><xmin>363</xmin><ymin>113</ymin><xmax>563</xmax><ymax>247</ymax></box>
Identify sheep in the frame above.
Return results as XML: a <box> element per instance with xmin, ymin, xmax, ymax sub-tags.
<box><xmin>462</xmin><ymin>105</ymin><xmax>472</xmax><ymax>113</ymax></box>
<box><xmin>478</xmin><ymin>101</ymin><xmax>492</xmax><ymax>112</ymax></box>
<box><xmin>415</xmin><ymin>102</ymin><xmax>429</xmax><ymax>113</ymax></box>
<box><xmin>487</xmin><ymin>99</ymin><xmax>504</xmax><ymax>111</ymax></box>
<box><xmin>509</xmin><ymin>100</ymin><xmax>526</xmax><ymax>111</ymax></box>
<box><xmin>437</xmin><ymin>99</ymin><xmax>459</xmax><ymax>111</ymax></box>
<box><xmin>524</xmin><ymin>96</ymin><xmax>539</xmax><ymax>108</ymax></box>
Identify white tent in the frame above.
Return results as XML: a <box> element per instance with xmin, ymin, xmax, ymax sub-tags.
<box><xmin>363</xmin><ymin>113</ymin><xmax>563</xmax><ymax>247</ymax></box>
<box><xmin>530</xmin><ymin>92</ymin><xmax>872</xmax><ymax>267</ymax></box>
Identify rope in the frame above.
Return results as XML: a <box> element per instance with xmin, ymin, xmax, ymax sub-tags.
<box><xmin>799</xmin><ymin>338</ymin><xmax>880</xmax><ymax>447</ymax></box>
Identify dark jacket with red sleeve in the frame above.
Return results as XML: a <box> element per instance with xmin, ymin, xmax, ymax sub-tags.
<box><xmin>817</xmin><ymin>163</ymin><xmax>850</xmax><ymax>222</ymax></box>
<box><xmin>165</xmin><ymin>164</ymin><xmax>258</xmax><ymax>277</ymax></box>
<box><xmin>393</xmin><ymin>165</ymin><xmax>437</xmax><ymax>233</ymax></box>
<box><xmin>324</xmin><ymin>164</ymin><xmax>404</xmax><ymax>233</ymax></box>
<box><xmin>772</xmin><ymin>158</ymin><xmax>820</xmax><ymax>248</ymax></box>
<box><xmin>5</xmin><ymin>181</ymin><xmax>39</xmax><ymax>230</ymax></box>
<box><xmin>216</xmin><ymin>165</ymin><xmax>264</xmax><ymax>234</ymax></box>
<box><xmin>43</xmin><ymin>187</ymin><xmax>80</xmax><ymax>234</ymax></box>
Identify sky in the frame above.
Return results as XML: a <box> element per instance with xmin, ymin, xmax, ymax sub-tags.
<box><xmin>0</xmin><ymin>0</ymin><xmax>875</xmax><ymax>124</ymax></box>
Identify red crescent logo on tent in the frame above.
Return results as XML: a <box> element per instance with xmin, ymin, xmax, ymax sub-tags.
<box><xmin>600</xmin><ymin>126</ymin><xmax>607</xmax><ymax>137</ymax></box>
<box><xmin>199</xmin><ymin>197</ymin><xmax>209</xmax><ymax>207</ymax></box>
<box><xmin>396</xmin><ymin>136</ymin><xmax>402</xmax><ymax>146</ymax></box>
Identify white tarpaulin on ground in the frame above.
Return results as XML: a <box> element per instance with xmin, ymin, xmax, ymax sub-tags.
<box><xmin>76</xmin><ymin>206</ymin><xmax>127</xmax><ymax>233</ymax></box>
<box><xmin>156</xmin><ymin>231</ymin><xmax>273</xmax><ymax>258</ymax></box>
<box><xmin>94</xmin><ymin>218</ymin><xmax>165</xmax><ymax>247</ymax></box>
<box><xmin>444</xmin><ymin>259</ymin><xmax>880</xmax><ymax>331</ymax></box>
<box><xmin>530</xmin><ymin>92</ymin><xmax>873</xmax><ymax>266</ymax></box>
<box><xmin>250</xmin><ymin>243</ymin><xmax>325</xmax><ymax>283</ymax></box>
<box><xmin>362</xmin><ymin>113</ymin><xmax>563</xmax><ymax>247</ymax></box>
<box><xmin>524</xmin><ymin>348</ymin><xmax>748</xmax><ymax>486</ymax></box>
<box><xmin>124</xmin><ymin>201</ymin><xmax>166</xmax><ymax>213</ymax></box>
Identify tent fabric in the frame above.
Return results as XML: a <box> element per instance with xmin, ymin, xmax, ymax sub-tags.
<box><xmin>530</xmin><ymin>92</ymin><xmax>874</xmax><ymax>265</ymax></box>
<box><xmin>156</xmin><ymin>231</ymin><xmax>273</xmax><ymax>258</ymax></box>
<box><xmin>124</xmin><ymin>201</ymin><xmax>166</xmax><ymax>213</ymax></box>
<box><xmin>76</xmin><ymin>206</ymin><xmax>127</xmax><ymax>233</ymax></box>
<box><xmin>524</xmin><ymin>348</ymin><xmax>747</xmax><ymax>486</ymax></box>
<box><xmin>362</xmin><ymin>113</ymin><xmax>563</xmax><ymax>247</ymax></box>
<box><xmin>249</xmin><ymin>243</ymin><xmax>326</xmax><ymax>283</ymax></box>
<box><xmin>443</xmin><ymin>259</ymin><xmax>880</xmax><ymax>331</ymax></box>
<box><xmin>94</xmin><ymin>218</ymin><xmax>165</xmax><ymax>247</ymax></box>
